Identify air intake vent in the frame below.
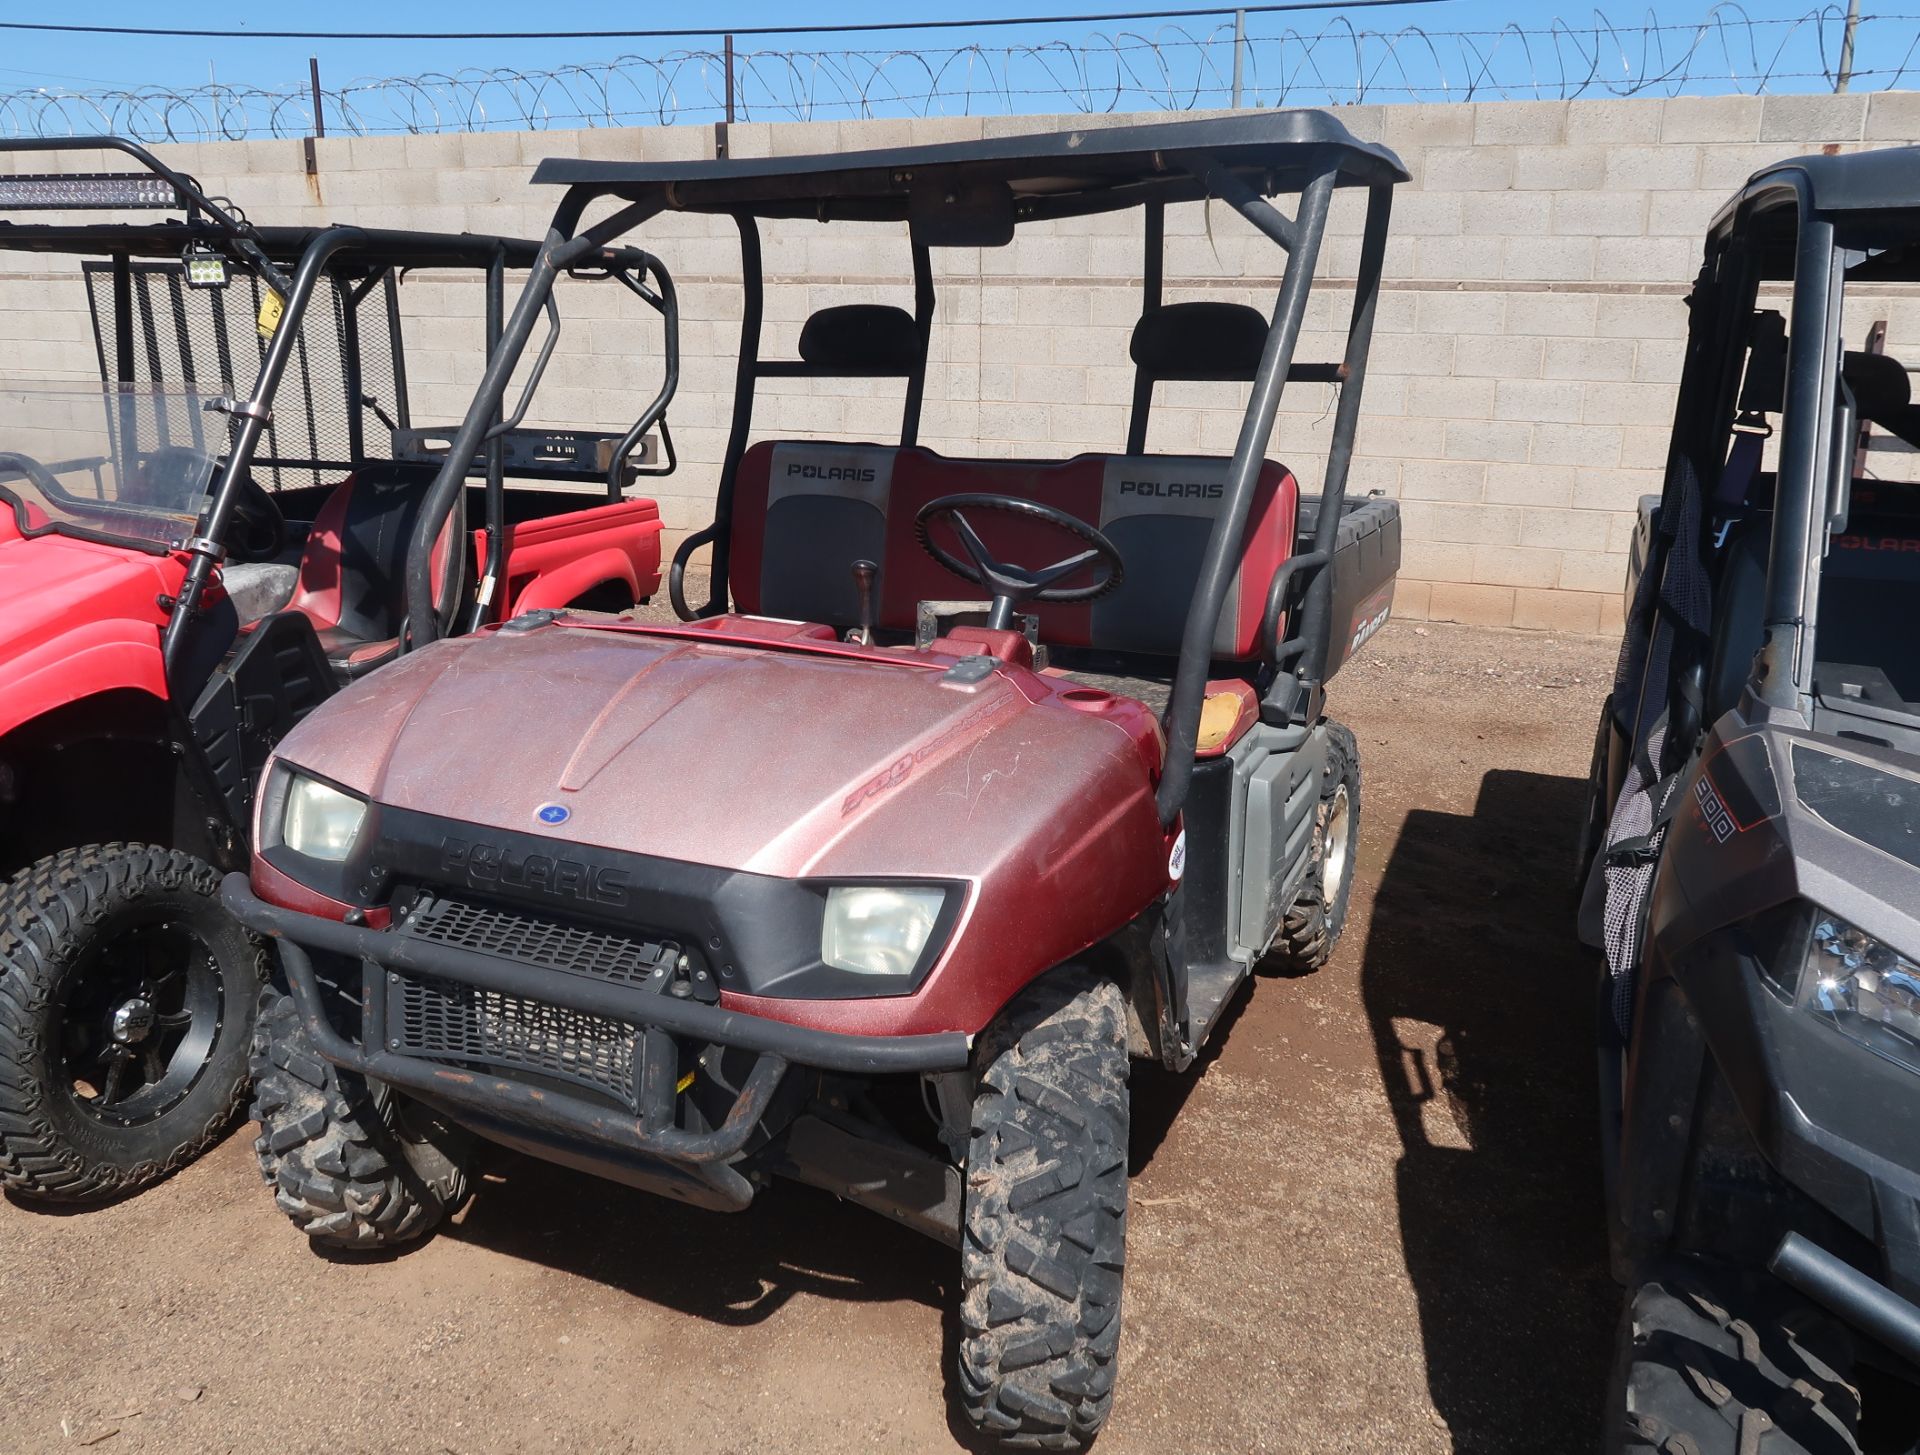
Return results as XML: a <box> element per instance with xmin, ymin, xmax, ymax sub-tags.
<box><xmin>391</xmin><ymin>973</ymin><xmax>638</xmax><ymax>1110</ymax></box>
<box><xmin>404</xmin><ymin>894</ymin><xmax>685</xmax><ymax>987</ymax></box>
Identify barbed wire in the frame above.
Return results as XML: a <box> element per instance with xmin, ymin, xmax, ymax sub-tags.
<box><xmin>1</xmin><ymin>5</ymin><xmax>1912</xmax><ymax>141</ymax></box>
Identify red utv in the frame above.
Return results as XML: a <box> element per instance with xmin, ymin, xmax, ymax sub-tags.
<box><xmin>227</xmin><ymin>114</ymin><xmax>1405</xmax><ymax>1447</ymax></box>
<box><xmin>0</xmin><ymin>138</ymin><xmax>676</xmax><ymax>1204</ymax></box>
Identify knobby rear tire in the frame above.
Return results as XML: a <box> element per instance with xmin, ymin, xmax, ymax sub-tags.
<box><xmin>1269</xmin><ymin>718</ymin><xmax>1361</xmax><ymax>974</ymax></box>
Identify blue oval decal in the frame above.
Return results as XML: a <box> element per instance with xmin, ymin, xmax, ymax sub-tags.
<box><xmin>535</xmin><ymin>802</ymin><xmax>571</xmax><ymax>826</ymax></box>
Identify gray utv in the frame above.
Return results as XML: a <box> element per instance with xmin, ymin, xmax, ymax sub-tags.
<box><xmin>1578</xmin><ymin>148</ymin><xmax>1920</xmax><ymax>1454</ymax></box>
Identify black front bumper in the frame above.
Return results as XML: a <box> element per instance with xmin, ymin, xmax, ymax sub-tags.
<box><xmin>1772</xmin><ymin>1231</ymin><xmax>1920</xmax><ymax>1371</ymax></box>
<box><xmin>222</xmin><ymin>875</ymin><xmax>971</xmax><ymax>1168</ymax></box>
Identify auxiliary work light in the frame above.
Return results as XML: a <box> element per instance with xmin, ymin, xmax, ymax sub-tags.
<box><xmin>182</xmin><ymin>243</ymin><xmax>230</xmax><ymax>289</ymax></box>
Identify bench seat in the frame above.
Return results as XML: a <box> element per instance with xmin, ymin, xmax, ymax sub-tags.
<box><xmin>726</xmin><ymin>440</ymin><xmax>1299</xmax><ymax>662</ymax></box>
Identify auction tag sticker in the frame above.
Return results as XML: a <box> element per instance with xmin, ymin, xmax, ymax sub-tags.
<box><xmin>256</xmin><ymin>289</ymin><xmax>284</xmax><ymax>340</ymax></box>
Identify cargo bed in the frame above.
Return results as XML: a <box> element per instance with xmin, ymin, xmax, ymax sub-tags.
<box><xmin>1297</xmin><ymin>492</ymin><xmax>1401</xmax><ymax>681</ymax></box>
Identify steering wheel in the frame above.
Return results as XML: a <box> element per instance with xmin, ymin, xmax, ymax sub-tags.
<box><xmin>914</xmin><ymin>493</ymin><xmax>1124</xmax><ymax>632</ymax></box>
<box><xmin>0</xmin><ymin>450</ymin><xmax>61</xmax><ymax>497</ymax></box>
<box><xmin>222</xmin><ymin>471</ymin><xmax>287</xmax><ymax>560</ymax></box>
<box><xmin>162</xmin><ymin>447</ymin><xmax>284</xmax><ymax>560</ymax></box>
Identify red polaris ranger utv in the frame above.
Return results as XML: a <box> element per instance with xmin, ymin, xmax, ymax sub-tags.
<box><xmin>0</xmin><ymin>138</ymin><xmax>676</xmax><ymax>1204</ymax></box>
<box><xmin>227</xmin><ymin>114</ymin><xmax>1404</xmax><ymax>1448</ymax></box>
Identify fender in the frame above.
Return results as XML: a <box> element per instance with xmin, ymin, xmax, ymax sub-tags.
<box><xmin>0</xmin><ymin>619</ymin><xmax>169</xmax><ymax>740</ymax></box>
<box><xmin>508</xmin><ymin>546</ymin><xmax>642</xmax><ymax>615</ymax></box>
<box><xmin>485</xmin><ymin>499</ymin><xmax>664</xmax><ymax>612</ymax></box>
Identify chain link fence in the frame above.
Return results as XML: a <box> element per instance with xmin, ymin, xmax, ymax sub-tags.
<box><xmin>1</xmin><ymin>5</ymin><xmax>1912</xmax><ymax>141</ymax></box>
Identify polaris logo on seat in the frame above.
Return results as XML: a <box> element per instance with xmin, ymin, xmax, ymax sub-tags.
<box><xmin>438</xmin><ymin>836</ymin><xmax>631</xmax><ymax>907</ymax></box>
<box><xmin>787</xmin><ymin>463</ymin><xmax>878</xmax><ymax>483</ymax></box>
<box><xmin>1118</xmin><ymin>479</ymin><xmax>1223</xmax><ymax>500</ymax></box>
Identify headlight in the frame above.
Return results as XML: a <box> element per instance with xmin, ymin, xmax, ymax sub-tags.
<box><xmin>1801</xmin><ymin>912</ymin><xmax>1920</xmax><ymax>1076</ymax></box>
<box><xmin>821</xmin><ymin>885</ymin><xmax>947</xmax><ymax>978</ymax></box>
<box><xmin>281</xmin><ymin>773</ymin><xmax>368</xmax><ymax>862</ymax></box>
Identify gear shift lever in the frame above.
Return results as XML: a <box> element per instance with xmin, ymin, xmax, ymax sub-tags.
<box><xmin>850</xmin><ymin>559</ymin><xmax>878</xmax><ymax>646</ymax></box>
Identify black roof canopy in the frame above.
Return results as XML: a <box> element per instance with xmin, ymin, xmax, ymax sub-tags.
<box><xmin>1710</xmin><ymin>146</ymin><xmax>1920</xmax><ymax>277</ymax></box>
<box><xmin>1745</xmin><ymin>145</ymin><xmax>1920</xmax><ymax>217</ymax></box>
<box><xmin>533</xmin><ymin>111</ymin><xmax>1407</xmax><ymax>227</ymax></box>
<box><xmin>0</xmin><ymin>219</ymin><xmax>550</xmax><ymax>271</ymax></box>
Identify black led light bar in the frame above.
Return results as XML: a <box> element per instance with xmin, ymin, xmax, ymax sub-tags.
<box><xmin>0</xmin><ymin>171</ymin><xmax>183</xmax><ymax>210</ymax></box>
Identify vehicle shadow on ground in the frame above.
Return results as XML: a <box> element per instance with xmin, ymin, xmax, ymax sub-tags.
<box><xmin>445</xmin><ymin>1156</ymin><xmax>954</xmax><ymax>1327</ymax></box>
<box><xmin>1359</xmin><ymin>768</ymin><xmax>1617</xmax><ymax>1454</ymax></box>
<box><xmin>1129</xmin><ymin>987</ymin><xmax>1249</xmax><ymax>1174</ymax></box>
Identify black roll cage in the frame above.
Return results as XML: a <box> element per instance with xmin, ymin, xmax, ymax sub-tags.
<box><xmin>0</xmin><ymin>133</ymin><xmax>294</xmax><ymax>296</ymax></box>
<box><xmin>1636</xmin><ymin>163</ymin><xmax>1868</xmax><ymax>753</ymax></box>
<box><xmin>0</xmin><ymin>136</ymin><xmax>678</xmax><ymax>691</ymax></box>
<box><xmin>400</xmin><ymin>113</ymin><xmax>1406</xmax><ymax>828</ymax></box>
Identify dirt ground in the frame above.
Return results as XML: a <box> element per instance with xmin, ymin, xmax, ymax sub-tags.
<box><xmin>0</xmin><ymin>617</ymin><xmax>1621</xmax><ymax>1455</ymax></box>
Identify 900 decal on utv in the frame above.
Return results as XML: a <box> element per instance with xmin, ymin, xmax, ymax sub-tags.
<box><xmin>226</xmin><ymin>114</ymin><xmax>1406</xmax><ymax>1449</ymax></box>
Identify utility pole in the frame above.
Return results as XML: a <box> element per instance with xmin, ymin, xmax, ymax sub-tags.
<box><xmin>1231</xmin><ymin>9</ymin><xmax>1246</xmax><ymax>108</ymax></box>
<box><xmin>1837</xmin><ymin>0</ymin><xmax>1861</xmax><ymax>93</ymax></box>
<box><xmin>716</xmin><ymin>34</ymin><xmax>736</xmax><ymax>160</ymax></box>
<box><xmin>308</xmin><ymin>56</ymin><xmax>326</xmax><ymax>136</ymax></box>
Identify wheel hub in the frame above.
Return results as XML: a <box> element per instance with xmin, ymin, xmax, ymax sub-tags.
<box><xmin>56</xmin><ymin>918</ymin><xmax>223</xmax><ymax>1127</ymax></box>
<box><xmin>110</xmin><ymin>997</ymin><xmax>157</xmax><ymax>1045</ymax></box>
<box><xmin>1322</xmin><ymin>784</ymin><xmax>1352</xmax><ymax>906</ymax></box>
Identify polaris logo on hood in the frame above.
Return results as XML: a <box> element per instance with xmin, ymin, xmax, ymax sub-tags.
<box><xmin>786</xmin><ymin>463</ymin><xmax>877</xmax><ymax>483</ymax></box>
<box><xmin>1118</xmin><ymin>478</ymin><xmax>1222</xmax><ymax>500</ymax></box>
<box><xmin>438</xmin><ymin>836</ymin><xmax>630</xmax><ymax>907</ymax></box>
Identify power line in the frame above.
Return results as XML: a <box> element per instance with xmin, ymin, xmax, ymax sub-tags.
<box><xmin>0</xmin><ymin>0</ymin><xmax>1444</xmax><ymax>43</ymax></box>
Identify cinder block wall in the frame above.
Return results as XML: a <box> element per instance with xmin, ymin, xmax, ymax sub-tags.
<box><xmin>5</xmin><ymin>93</ymin><xmax>1919</xmax><ymax>631</ymax></box>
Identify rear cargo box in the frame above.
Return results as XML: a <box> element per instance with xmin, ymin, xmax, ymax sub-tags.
<box><xmin>1295</xmin><ymin>493</ymin><xmax>1400</xmax><ymax>679</ymax></box>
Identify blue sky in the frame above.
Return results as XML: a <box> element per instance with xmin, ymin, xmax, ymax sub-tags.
<box><xmin>0</xmin><ymin>2</ymin><xmax>1892</xmax><ymax>129</ymax></box>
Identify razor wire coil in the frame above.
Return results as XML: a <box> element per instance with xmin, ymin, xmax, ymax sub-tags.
<box><xmin>1</xmin><ymin>6</ymin><xmax>1913</xmax><ymax>142</ymax></box>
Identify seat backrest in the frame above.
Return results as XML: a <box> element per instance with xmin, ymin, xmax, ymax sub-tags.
<box><xmin>730</xmin><ymin>441</ymin><xmax>899</xmax><ymax>628</ymax></box>
<box><xmin>728</xmin><ymin>441</ymin><xmax>1298</xmax><ymax>661</ymax></box>
<box><xmin>285</xmin><ymin>461</ymin><xmax>454</xmax><ymax>640</ymax></box>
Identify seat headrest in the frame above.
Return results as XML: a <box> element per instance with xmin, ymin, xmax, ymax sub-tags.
<box><xmin>797</xmin><ymin>304</ymin><xmax>921</xmax><ymax>373</ymax></box>
<box><xmin>1843</xmin><ymin>350</ymin><xmax>1911</xmax><ymax>420</ymax></box>
<box><xmin>1130</xmin><ymin>301</ymin><xmax>1270</xmax><ymax>382</ymax></box>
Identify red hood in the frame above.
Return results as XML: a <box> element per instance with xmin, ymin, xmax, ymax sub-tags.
<box><xmin>0</xmin><ymin>529</ymin><xmax>175</xmax><ymax>665</ymax></box>
<box><xmin>273</xmin><ymin>623</ymin><xmax>1159</xmax><ymax>881</ymax></box>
